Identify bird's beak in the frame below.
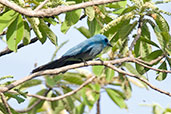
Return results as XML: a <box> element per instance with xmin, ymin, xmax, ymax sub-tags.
<box><xmin>107</xmin><ymin>42</ymin><xmax>113</xmax><ymax>47</ymax></box>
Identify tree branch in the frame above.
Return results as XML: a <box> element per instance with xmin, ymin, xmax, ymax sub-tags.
<box><xmin>0</xmin><ymin>57</ymin><xmax>132</xmax><ymax>93</ymax></box>
<box><xmin>34</xmin><ymin>0</ymin><xmax>49</xmax><ymax>11</ymax></box>
<box><xmin>132</xmin><ymin>58</ymin><xmax>171</xmax><ymax>73</ymax></box>
<box><xmin>105</xmin><ymin>64</ymin><xmax>171</xmax><ymax>97</ymax></box>
<box><xmin>0</xmin><ymin>37</ymin><xmax>38</xmax><ymax>57</ymax></box>
<box><xmin>129</xmin><ymin>16</ymin><xmax>143</xmax><ymax>54</ymax></box>
<box><xmin>0</xmin><ymin>57</ymin><xmax>170</xmax><ymax>93</ymax></box>
<box><xmin>0</xmin><ymin>92</ymin><xmax>12</xmax><ymax>114</ymax></box>
<box><xmin>135</xmin><ymin>55</ymin><xmax>164</xmax><ymax>65</ymax></box>
<box><xmin>0</xmin><ymin>0</ymin><xmax>121</xmax><ymax>17</ymax></box>
<box><xmin>16</xmin><ymin>76</ymin><xmax>95</xmax><ymax>101</ymax></box>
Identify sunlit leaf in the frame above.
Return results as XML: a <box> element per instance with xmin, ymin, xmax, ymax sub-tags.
<box><xmin>75</xmin><ymin>26</ymin><xmax>92</xmax><ymax>38</ymax></box>
<box><xmin>92</xmin><ymin>65</ymin><xmax>104</xmax><ymax>76</ymax></box>
<box><xmin>27</xmin><ymin>17</ymin><xmax>47</xmax><ymax>44</ymax></box>
<box><xmin>156</xmin><ymin>61</ymin><xmax>167</xmax><ymax>81</ymax></box>
<box><xmin>18</xmin><ymin>79</ymin><xmax>42</xmax><ymax>90</ymax></box>
<box><xmin>87</xmin><ymin>18</ymin><xmax>101</xmax><ymax>35</ymax></box>
<box><xmin>39</xmin><ymin>19</ymin><xmax>57</xmax><ymax>45</ymax></box>
<box><xmin>85</xmin><ymin>7</ymin><xmax>95</xmax><ymax>21</ymax></box>
<box><xmin>28</xmin><ymin>89</ymin><xmax>47</xmax><ymax>114</ymax></box>
<box><xmin>106</xmin><ymin>88</ymin><xmax>127</xmax><ymax>108</ymax></box>
<box><xmin>6</xmin><ymin>14</ymin><xmax>24</xmax><ymax>52</ymax></box>
<box><xmin>61</xmin><ymin>9</ymin><xmax>82</xmax><ymax>34</ymax></box>
<box><xmin>0</xmin><ymin>10</ymin><xmax>18</xmax><ymax>34</ymax></box>
<box><xmin>4</xmin><ymin>93</ymin><xmax>25</xmax><ymax>104</ymax></box>
<box><xmin>23</xmin><ymin>20</ymin><xmax>30</xmax><ymax>45</ymax></box>
<box><xmin>105</xmin><ymin>67</ymin><xmax>114</xmax><ymax>81</ymax></box>
<box><xmin>124</xmin><ymin>63</ymin><xmax>142</xmax><ymax>77</ymax></box>
<box><xmin>74</xmin><ymin>103</ymin><xmax>85</xmax><ymax>114</ymax></box>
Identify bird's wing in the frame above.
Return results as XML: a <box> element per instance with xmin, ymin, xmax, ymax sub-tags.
<box><xmin>89</xmin><ymin>43</ymin><xmax>103</xmax><ymax>57</ymax></box>
<box><xmin>62</xmin><ymin>39</ymin><xmax>94</xmax><ymax>57</ymax></box>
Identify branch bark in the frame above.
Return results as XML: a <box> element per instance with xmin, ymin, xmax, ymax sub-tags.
<box><xmin>17</xmin><ymin>76</ymin><xmax>95</xmax><ymax>101</ymax></box>
<box><xmin>0</xmin><ymin>92</ymin><xmax>12</xmax><ymax>114</ymax></box>
<box><xmin>0</xmin><ymin>0</ymin><xmax>121</xmax><ymax>17</ymax></box>
<box><xmin>106</xmin><ymin>64</ymin><xmax>171</xmax><ymax>96</ymax></box>
<box><xmin>0</xmin><ymin>57</ymin><xmax>170</xmax><ymax>97</ymax></box>
<box><xmin>0</xmin><ymin>37</ymin><xmax>38</xmax><ymax>57</ymax></box>
<box><xmin>129</xmin><ymin>16</ymin><xmax>143</xmax><ymax>55</ymax></box>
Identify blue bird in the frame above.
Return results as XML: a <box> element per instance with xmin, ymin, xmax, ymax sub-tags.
<box><xmin>32</xmin><ymin>34</ymin><xmax>112</xmax><ymax>73</ymax></box>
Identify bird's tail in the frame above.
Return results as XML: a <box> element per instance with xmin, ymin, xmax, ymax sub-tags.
<box><xmin>31</xmin><ymin>57</ymin><xmax>68</xmax><ymax>73</ymax></box>
<box><xmin>31</xmin><ymin>57</ymin><xmax>82</xmax><ymax>73</ymax></box>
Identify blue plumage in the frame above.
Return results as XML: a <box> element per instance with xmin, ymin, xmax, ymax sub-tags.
<box><xmin>32</xmin><ymin>34</ymin><xmax>112</xmax><ymax>73</ymax></box>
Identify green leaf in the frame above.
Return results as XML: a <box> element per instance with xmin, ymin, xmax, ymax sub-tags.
<box><xmin>106</xmin><ymin>1</ymin><xmax>127</xmax><ymax>9</ymax></box>
<box><xmin>44</xmin><ymin>17</ymin><xmax>58</xmax><ymax>26</ymax></box>
<box><xmin>28</xmin><ymin>89</ymin><xmax>47</xmax><ymax>114</ymax></box>
<box><xmin>45</xmin><ymin>76</ymin><xmax>57</xmax><ymax>88</ymax></box>
<box><xmin>85</xmin><ymin>7</ymin><xmax>95</xmax><ymax>21</ymax></box>
<box><xmin>92</xmin><ymin>65</ymin><xmax>104</xmax><ymax>76</ymax></box>
<box><xmin>62</xmin><ymin>73</ymin><xmax>84</xmax><ymax>85</ymax></box>
<box><xmin>51</xmin><ymin>93</ymin><xmax>58</xmax><ymax>110</ymax></box>
<box><xmin>124</xmin><ymin>63</ymin><xmax>142</xmax><ymax>77</ymax></box>
<box><xmin>6</xmin><ymin>14</ymin><xmax>24</xmax><ymax>52</ymax></box>
<box><xmin>39</xmin><ymin>19</ymin><xmax>57</xmax><ymax>45</ymax></box>
<box><xmin>75</xmin><ymin>26</ymin><xmax>92</xmax><ymax>38</ymax></box>
<box><xmin>143</xmin><ymin>50</ymin><xmax>163</xmax><ymax>63</ymax></box>
<box><xmin>74</xmin><ymin>103</ymin><xmax>85</xmax><ymax>114</ymax></box>
<box><xmin>18</xmin><ymin>79</ymin><xmax>42</xmax><ymax>90</ymax></box>
<box><xmin>106</xmin><ymin>88</ymin><xmax>127</xmax><ymax>108</ymax></box>
<box><xmin>120</xmin><ymin>6</ymin><xmax>137</xmax><ymax>15</ymax></box>
<box><xmin>23</xmin><ymin>21</ymin><xmax>30</xmax><ymax>45</ymax></box>
<box><xmin>81</xmin><ymin>88</ymin><xmax>95</xmax><ymax>109</ymax></box>
<box><xmin>140</xmin><ymin>37</ymin><xmax>159</xmax><ymax>48</ymax></box>
<box><xmin>0</xmin><ymin>102</ymin><xmax>8</xmax><ymax>114</ymax></box>
<box><xmin>27</xmin><ymin>17</ymin><xmax>47</xmax><ymax>44</ymax></box>
<box><xmin>153</xmin><ymin>104</ymin><xmax>162</xmax><ymax>114</ymax></box>
<box><xmin>0</xmin><ymin>75</ymin><xmax>13</xmax><ymax>82</ymax></box>
<box><xmin>53</xmin><ymin>100</ymin><xmax>65</xmax><ymax>113</ymax></box>
<box><xmin>0</xmin><ymin>10</ymin><xmax>18</xmax><ymax>34</ymax></box>
<box><xmin>156</xmin><ymin>61</ymin><xmax>167</xmax><ymax>81</ymax></box>
<box><xmin>105</xmin><ymin>68</ymin><xmax>114</xmax><ymax>81</ymax></box>
<box><xmin>4</xmin><ymin>93</ymin><xmax>25</xmax><ymax>104</ymax></box>
<box><xmin>87</xmin><ymin>18</ymin><xmax>101</xmax><ymax>35</ymax></box>
<box><xmin>110</xmin><ymin>20</ymin><xmax>137</xmax><ymax>43</ymax></box>
<box><xmin>135</xmin><ymin>23</ymin><xmax>152</xmax><ymax>58</ymax></box>
<box><xmin>61</xmin><ymin>9</ymin><xmax>82</xmax><ymax>34</ymax></box>
<box><xmin>154</xmin><ymin>13</ymin><xmax>169</xmax><ymax>32</ymax></box>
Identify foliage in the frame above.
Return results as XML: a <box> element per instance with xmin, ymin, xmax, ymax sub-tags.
<box><xmin>0</xmin><ymin>0</ymin><xmax>171</xmax><ymax>114</ymax></box>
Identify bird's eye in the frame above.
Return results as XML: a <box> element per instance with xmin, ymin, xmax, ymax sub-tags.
<box><xmin>104</xmin><ymin>38</ymin><xmax>108</xmax><ymax>42</ymax></box>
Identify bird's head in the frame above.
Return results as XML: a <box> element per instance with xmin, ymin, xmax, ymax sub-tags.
<box><xmin>94</xmin><ymin>34</ymin><xmax>112</xmax><ymax>48</ymax></box>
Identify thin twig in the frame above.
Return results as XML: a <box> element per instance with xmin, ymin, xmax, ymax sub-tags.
<box><xmin>0</xmin><ymin>0</ymin><xmax>121</xmax><ymax>17</ymax></box>
<box><xmin>129</xmin><ymin>16</ymin><xmax>143</xmax><ymax>54</ymax></box>
<box><xmin>135</xmin><ymin>55</ymin><xmax>164</xmax><ymax>65</ymax></box>
<box><xmin>0</xmin><ymin>92</ymin><xmax>12</xmax><ymax>114</ymax></box>
<box><xmin>0</xmin><ymin>37</ymin><xmax>38</xmax><ymax>57</ymax></box>
<box><xmin>16</xmin><ymin>88</ymin><xmax>51</xmax><ymax>113</ymax></box>
<box><xmin>34</xmin><ymin>0</ymin><xmax>49</xmax><ymax>11</ymax></box>
<box><xmin>106</xmin><ymin>64</ymin><xmax>171</xmax><ymax>97</ymax></box>
<box><xmin>96</xmin><ymin>95</ymin><xmax>100</xmax><ymax>114</ymax></box>
<box><xmin>133</xmin><ymin>59</ymin><xmax>171</xmax><ymax>73</ymax></box>
<box><xmin>18</xmin><ymin>76</ymin><xmax>95</xmax><ymax>101</ymax></box>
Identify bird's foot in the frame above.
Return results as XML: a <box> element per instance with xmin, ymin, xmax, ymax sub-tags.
<box><xmin>96</xmin><ymin>58</ymin><xmax>104</xmax><ymax>64</ymax></box>
<box><xmin>80</xmin><ymin>58</ymin><xmax>88</xmax><ymax>66</ymax></box>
